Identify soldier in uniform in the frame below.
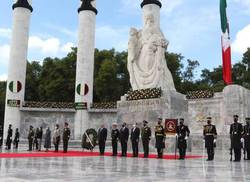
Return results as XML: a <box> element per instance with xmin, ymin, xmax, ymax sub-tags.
<box><xmin>97</xmin><ymin>124</ymin><xmax>108</xmax><ymax>155</ymax></box>
<box><xmin>111</xmin><ymin>123</ymin><xmax>119</xmax><ymax>156</ymax></box>
<box><xmin>119</xmin><ymin>122</ymin><xmax>129</xmax><ymax>157</ymax></box>
<box><xmin>230</xmin><ymin>115</ymin><xmax>243</xmax><ymax>161</ymax></box>
<box><xmin>177</xmin><ymin>118</ymin><xmax>190</xmax><ymax>160</ymax></box>
<box><xmin>6</xmin><ymin>124</ymin><xmax>13</xmax><ymax>150</ymax></box>
<box><xmin>63</xmin><ymin>122</ymin><xmax>71</xmax><ymax>153</ymax></box>
<box><xmin>203</xmin><ymin>117</ymin><xmax>217</xmax><ymax>161</ymax></box>
<box><xmin>28</xmin><ymin>125</ymin><xmax>35</xmax><ymax>151</ymax></box>
<box><xmin>131</xmin><ymin>123</ymin><xmax>140</xmax><ymax>157</ymax></box>
<box><xmin>155</xmin><ymin>118</ymin><xmax>166</xmax><ymax>158</ymax></box>
<box><xmin>243</xmin><ymin>117</ymin><xmax>250</xmax><ymax>160</ymax></box>
<box><xmin>141</xmin><ymin>120</ymin><xmax>151</xmax><ymax>158</ymax></box>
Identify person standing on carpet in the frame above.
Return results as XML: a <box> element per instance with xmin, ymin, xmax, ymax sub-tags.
<box><xmin>230</xmin><ymin>115</ymin><xmax>243</xmax><ymax>161</ymax></box>
<box><xmin>13</xmin><ymin>128</ymin><xmax>20</xmax><ymax>150</ymax></box>
<box><xmin>34</xmin><ymin>128</ymin><xmax>39</xmax><ymax>150</ymax></box>
<box><xmin>131</xmin><ymin>123</ymin><xmax>140</xmax><ymax>157</ymax></box>
<box><xmin>28</xmin><ymin>125</ymin><xmax>35</xmax><ymax>151</ymax></box>
<box><xmin>63</xmin><ymin>122</ymin><xmax>70</xmax><ymax>153</ymax></box>
<box><xmin>243</xmin><ymin>117</ymin><xmax>250</xmax><ymax>160</ymax></box>
<box><xmin>119</xmin><ymin>122</ymin><xmax>129</xmax><ymax>157</ymax></box>
<box><xmin>5</xmin><ymin>124</ymin><xmax>13</xmax><ymax>150</ymax></box>
<box><xmin>155</xmin><ymin>118</ymin><xmax>166</xmax><ymax>159</ymax></box>
<box><xmin>53</xmin><ymin>124</ymin><xmax>60</xmax><ymax>152</ymax></box>
<box><xmin>37</xmin><ymin>127</ymin><xmax>43</xmax><ymax>151</ymax></box>
<box><xmin>44</xmin><ymin>127</ymin><xmax>51</xmax><ymax>152</ymax></box>
<box><xmin>97</xmin><ymin>124</ymin><xmax>107</xmax><ymax>155</ymax></box>
<box><xmin>177</xmin><ymin>118</ymin><xmax>190</xmax><ymax>160</ymax></box>
<box><xmin>0</xmin><ymin>125</ymin><xmax>3</xmax><ymax>147</ymax></box>
<box><xmin>203</xmin><ymin>117</ymin><xmax>217</xmax><ymax>161</ymax></box>
<box><xmin>111</xmin><ymin>123</ymin><xmax>119</xmax><ymax>156</ymax></box>
<box><xmin>141</xmin><ymin>120</ymin><xmax>151</xmax><ymax>158</ymax></box>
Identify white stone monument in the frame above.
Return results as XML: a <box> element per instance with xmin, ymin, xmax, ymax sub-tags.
<box><xmin>4</xmin><ymin>0</ymin><xmax>33</xmax><ymax>138</ymax></box>
<box><xmin>127</xmin><ymin>0</ymin><xmax>175</xmax><ymax>92</ymax></box>
<box><xmin>74</xmin><ymin>0</ymin><xmax>98</xmax><ymax>139</ymax></box>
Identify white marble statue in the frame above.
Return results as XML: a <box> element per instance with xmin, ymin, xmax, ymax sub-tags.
<box><xmin>127</xmin><ymin>14</ymin><xmax>176</xmax><ymax>91</ymax></box>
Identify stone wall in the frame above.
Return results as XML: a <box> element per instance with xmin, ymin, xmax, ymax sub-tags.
<box><xmin>19</xmin><ymin>108</ymin><xmax>117</xmax><ymax>140</ymax></box>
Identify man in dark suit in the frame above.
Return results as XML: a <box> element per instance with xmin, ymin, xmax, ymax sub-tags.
<box><xmin>97</xmin><ymin>124</ymin><xmax>108</xmax><ymax>155</ymax></box>
<box><xmin>177</xmin><ymin>118</ymin><xmax>190</xmax><ymax>160</ymax></box>
<box><xmin>6</xmin><ymin>124</ymin><xmax>13</xmax><ymax>150</ymax></box>
<box><xmin>230</xmin><ymin>115</ymin><xmax>243</xmax><ymax>161</ymax></box>
<box><xmin>203</xmin><ymin>117</ymin><xmax>217</xmax><ymax>161</ymax></box>
<box><xmin>243</xmin><ymin>117</ymin><xmax>250</xmax><ymax>160</ymax></box>
<box><xmin>120</xmin><ymin>122</ymin><xmax>129</xmax><ymax>157</ymax></box>
<box><xmin>28</xmin><ymin>125</ymin><xmax>34</xmax><ymax>151</ymax></box>
<box><xmin>141</xmin><ymin>120</ymin><xmax>151</xmax><ymax>158</ymax></box>
<box><xmin>63</xmin><ymin>122</ymin><xmax>71</xmax><ymax>153</ymax></box>
<box><xmin>131</xmin><ymin>123</ymin><xmax>140</xmax><ymax>157</ymax></box>
<box><xmin>111</xmin><ymin>123</ymin><xmax>119</xmax><ymax>156</ymax></box>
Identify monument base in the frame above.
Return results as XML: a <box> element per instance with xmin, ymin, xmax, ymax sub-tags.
<box><xmin>117</xmin><ymin>90</ymin><xmax>188</xmax><ymax>127</ymax></box>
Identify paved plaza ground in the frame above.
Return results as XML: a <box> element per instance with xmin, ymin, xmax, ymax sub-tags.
<box><xmin>0</xmin><ymin>146</ymin><xmax>249</xmax><ymax>182</ymax></box>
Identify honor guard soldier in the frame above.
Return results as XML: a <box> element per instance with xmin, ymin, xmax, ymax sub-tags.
<box><xmin>6</xmin><ymin>124</ymin><xmax>13</xmax><ymax>150</ymax></box>
<box><xmin>63</xmin><ymin>122</ymin><xmax>71</xmax><ymax>153</ymax></box>
<box><xmin>177</xmin><ymin>118</ymin><xmax>190</xmax><ymax>160</ymax></box>
<box><xmin>131</xmin><ymin>123</ymin><xmax>140</xmax><ymax>157</ymax></box>
<box><xmin>28</xmin><ymin>125</ymin><xmax>34</xmax><ymax>151</ymax></box>
<box><xmin>243</xmin><ymin>117</ymin><xmax>250</xmax><ymax>160</ymax></box>
<box><xmin>111</xmin><ymin>123</ymin><xmax>119</xmax><ymax>156</ymax></box>
<box><xmin>141</xmin><ymin>120</ymin><xmax>151</xmax><ymax>158</ymax></box>
<box><xmin>155</xmin><ymin>118</ymin><xmax>166</xmax><ymax>158</ymax></box>
<box><xmin>203</xmin><ymin>117</ymin><xmax>217</xmax><ymax>161</ymax></box>
<box><xmin>119</xmin><ymin>122</ymin><xmax>129</xmax><ymax>157</ymax></box>
<box><xmin>230</xmin><ymin>115</ymin><xmax>243</xmax><ymax>161</ymax></box>
<box><xmin>0</xmin><ymin>125</ymin><xmax>3</xmax><ymax>147</ymax></box>
<box><xmin>97</xmin><ymin>124</ymin><xmax>108</xmax><ymax>155</ymax></box>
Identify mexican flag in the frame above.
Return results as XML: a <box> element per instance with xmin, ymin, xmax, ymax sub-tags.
<box><xmin>220</xmin><ymin>0</ymin><xmax>232</xmax><ymax>84</ymax></box>
<box><xmin>76</xmin><ymin>83</ymin><xmax>89</xmax><ymax>96</ymax></box>
<box><xmin>9</xmin><ymin>81</ymin><xmax>22</xmax><ymax>93</ymax></box>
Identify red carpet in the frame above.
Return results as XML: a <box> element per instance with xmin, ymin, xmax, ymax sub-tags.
<box><xmin>0</xmin><ymin>151</ymin><xmax>204</xmax><ymax>160</ymax></box>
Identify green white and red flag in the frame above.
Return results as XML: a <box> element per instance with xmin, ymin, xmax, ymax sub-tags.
<box><xmin>9</xmin><ymin>81</ymin><xmax>22</xmax><ymax>93</ymax></box>
<box><xmin>220</xmin><ymin>0</ymin><xmax>232</xmax><ymax>84</ymax></box>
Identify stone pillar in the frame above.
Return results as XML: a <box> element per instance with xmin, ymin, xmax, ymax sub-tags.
<box><xmin>4</xmin><ymin>0</ymin><xmax>33</xmax><ymax>139</ymax></box>
<box><xmin>74</xmin><ymin>0</ymin><xmax>97</xmax><ymax>139</ymax></box>
<box><xmin>141</xmin><ymin>0</ymin><xmax>161</xmax><ymax>28</ymax></box>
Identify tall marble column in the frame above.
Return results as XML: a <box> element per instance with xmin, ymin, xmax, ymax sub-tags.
<box><xmin>4</xmin><ymin>0</ymin><xmax>33</xmax><ymax>139</ymax></box>
<box><xmin>141</xmin><ymin>0</ymin><xmax>162</xmax><ymax>28</ymax></box>
<box><xmin>74</xmin><ymin>0</ymin><xmax>97</xmax><ymax>139</ymax></box>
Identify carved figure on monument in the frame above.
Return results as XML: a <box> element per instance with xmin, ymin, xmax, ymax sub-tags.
<box><xmin>127</xmin><ymin>14</ymin><xmax>176</xmax><ymax>91</ymax></box>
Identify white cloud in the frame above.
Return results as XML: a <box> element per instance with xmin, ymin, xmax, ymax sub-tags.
<box><xmin>96</xmin><ymin>25</ymin><xmax>129</xmax><ymax>51</ymax></box>
<box><xmin>0</xmin><ymin>28</ymin><xmax>11</xmax><ymax>39</ymax></box>
<box><xmin>29</xmin><ymin>36</ymin><xmax>60</xmax><ymax>55</ymax></box>
<box><xmin>232</xmin><ymin>0</ymin><xmax>250</xmax><ymax>7</ymax></box>
<box><xmin>0</xmin><ymin>44</ymin><xmax>10</xmax><ymax>65</ymax></box>
<box><xmin>0</xmin><ymin>74</ymin><xmax>7</xmax><ymax>81</ymax></box>
<box><xmin>232</xmin><ymin>24</ymin><xmax>250</xmax><ymax>55</ymax></box>
<box><xmin>60</xmin><ymin>42</ymin><xmax>74</xmax><ymax>54</ymax></box>
<box><xmin>161</xmin><ymin>0</ymin><xmax>184</xmax><ymax>14</ymax></box>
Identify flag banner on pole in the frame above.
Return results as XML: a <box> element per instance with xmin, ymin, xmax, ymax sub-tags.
<box><xmin>220</xmin><ymin>0</ymin><xmax>232</xmax><ymax>84</ymax></box>
<box><xmin>9</xmin><ymin>81</ymin><xmax>22</xmax><ymax>93</ymax></box>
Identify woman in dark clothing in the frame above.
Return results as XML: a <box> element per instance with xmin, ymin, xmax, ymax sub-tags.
<box><xmin>44</xmin><ymin>127</ymin><xmax>51</xmax><ymax>152</ymax></box>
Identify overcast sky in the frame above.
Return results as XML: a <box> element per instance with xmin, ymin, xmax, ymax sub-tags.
<box><xmin>0</xmin><ymin>0</ymin><xmax>250</xmax><ymax>81</ymax></box>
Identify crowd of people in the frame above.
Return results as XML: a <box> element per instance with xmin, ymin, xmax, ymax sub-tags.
<box><xmin>1</xmin><ymin>115</ymin><xmax>250</xmax><ymax>162</ymax></box>
<box><xmin>3</xmin><ymin>122</ymin><xmax>71</xmax><ymax>153</ymax></box>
